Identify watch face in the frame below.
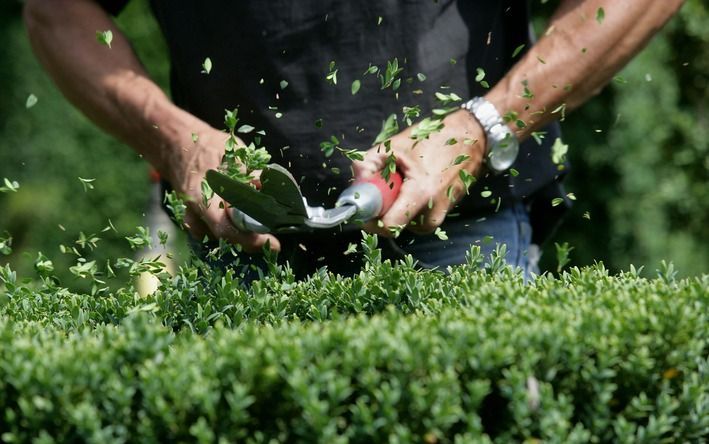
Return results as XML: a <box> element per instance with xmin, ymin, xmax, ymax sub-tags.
<box><xmin>488</xmin><ymin>133</ymin><xmax>519</xmax><ymax>172</ymax></box>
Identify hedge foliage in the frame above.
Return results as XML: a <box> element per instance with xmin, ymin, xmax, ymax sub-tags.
<box><xmin>1</xmin><ymin>236</ymin><xmax>707</xmax><ymax>442</ymax></box>
<box><xmin>1</xmin><ymin>0</ymin><xmax>708</xmax><ymax>284</ymax></box>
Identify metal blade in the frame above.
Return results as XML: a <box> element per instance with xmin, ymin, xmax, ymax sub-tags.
<box><xmin>259</xmin><ymin>164</ymin><xmax>308</xmax><ymax>217</ymax></box>
<box><xmin>206</xmin><ymin>170</ymin><xmax>306</xmax><ymax>229</ymax></box>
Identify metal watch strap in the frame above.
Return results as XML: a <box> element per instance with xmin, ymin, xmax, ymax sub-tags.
<box><xmin>461</xmin><ymin>97</ymin><xmax>520</xmax><ymax>173</ymax></box>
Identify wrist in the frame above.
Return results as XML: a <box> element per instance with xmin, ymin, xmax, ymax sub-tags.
<box><xmin>139</xmin><ymin>92</ymin><xmax>213</xmax><ymax>185</ymax></box>
<box><xmin>445</xmin><ymin>109</ymin><xmax>487</xmax><ymax>173</ymax></box>
<box><xmin>460</xmin><ymin>97</ymin><xmax>520</xmax><ymax>173</ymax></box>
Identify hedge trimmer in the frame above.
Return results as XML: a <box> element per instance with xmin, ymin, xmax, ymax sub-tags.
<box><xmin>206</xmin><ymin>164</ymin><xmax>402</xmax><ymax>233</ymax></box>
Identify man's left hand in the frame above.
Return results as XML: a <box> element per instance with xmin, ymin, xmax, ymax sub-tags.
<box><xmin>353</xmin><ymin>110</ymin><xmax>486</xmax><ymax>237</ymax></box>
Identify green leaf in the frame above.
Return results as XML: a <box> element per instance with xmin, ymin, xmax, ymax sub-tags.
<box><xmin>551</xmin><ymin>103</ymin><xmax>567</xmax><ymax>121</ymax></box>
<box><xmin>96</xmin><ymin>30</ymin><xmax>113</xmax><ymax>48</ymax></box>
<box><xmin>343</xmin><ymin>243</ymin><xmax>358</xmax><ymax>255</ymax></box>
<box><xmin>326</xmin><ymin>60</ymin><xmax>338</xmax><ymax>85</ymax></box>
<box><xmin>417</xmin><ymin>73</ymin><xmax>426</xmax><ymax>82</ymax></box>
<box><xmin>554</xmin><ymin>241</ymin><xmax>574</xmax><ymax>272</ymax></box>
<box><xmin>434</xmin><ymin>227</ymin><xmax>448</xmax><ymax>241</ymax></box>
<box><xmin>410</xmin><ymin>117</ymin><xmax>444</xmax><ymax>141</ymax></box>
<box><xmin>25</xmin><ymin>94</ymin><xmax>38</xmax><ymax>109</ymax></box>
<box><xmin>596</xmin><ymin>7</ymin><xmax>605</xmax><ymax>24</ymax></box>
<box><xmin>521</xmin><ymin>80</ymin><xmax>534</xmax><ymax>99</ymax></box>
<box><xmin>480</xmin><ymin>190</ymin><xmax>492</xmax><ymax>198</ymax></box>
<box><xmin>201</xmin><ymin>57</ymin><xmax>212</xmax><ymax>74</ymax></box>
<box><xmin>402</xmin><ymin>105</ymin><xmax>421</xmax><ymax>125</ymax></box>
<box><xmin>435</xmin><ymin>91</ymin><xmax>462</xmax><ymax>105</ymax></box>
<box><xmin>126</xmin><ymin>226</ymin><xmax>152</xmax><ymax>251</ymax></box>
<box><xmin>78</xmin><ymin>177</ymin><xmax>96</xmax><ymax>192</ymax></box>
<box><xmin>475</xmin><ymin>68</ymin><xmax>486</xmax><ymax>83</ymax></box>
<box><xmin>531</xmin><ymin>131</ymin><xmax>546</xmax><ymax>145</ymax></box>
<box><xmin>319</xmin><ymin>135</ymin><xmax>340</xmax><ymax>158</ymax></box>
<box><xmin>551</xmin><ymin>138</ymin><xmax>569</xmax><ymax>164</ymax></box>
<box><xmin>158</xmin><ymin>230</ymin><xmax>169</xmax><ymax>247</ymax></box>
<box><xmin>512</xmin><ymin>44</ymin><xmax>526</xmax><ymax>58</ymax></box>
<box><xmin>503</xmin><ymin>111</ymin><xmax>519</xmax><ymax>123</ymax></box>
<box><xmin>432</xmin><ymin>107</ymin><xmax>458</xmax><ymax>117</ymax></box>
<box><xmin>453</xmin><ymin>155</ymin><xmax>469</xmax><ymax>165</ymax></box>
<box><xmin>0</xmin><ymin>178</ymin><xmax>20</xmax><ymax>193</ymax></box>
<box><xmin>338</xmin><ymin>148</ymin><xmax>365</xmax><ymax>162</ymax></box>
<box><xmin>279</xmin><ymin>80</ymin><xmax>288</xmax><ymax>90</ymax></box>
<box><xmin>382</xmin><ymin>153</ymin><xmax>397</xmax><ymax>181</ymax></box>
<box><xmin>164</xmin><ymin>191</ymin><xmax>187</xmax><ymax>227</ymax></box>
<box><xmin>224</xmin><ymin>108</ymin><xmax>239</xmax><ymax>132</ymax></box>
<box><xmin>509</xmin><ymin>168</ymin><xmax>519</xmax><ymax>177</ymax></box>
<box><xmin>551</xmin><ymin>197</ymin><xmax>564</xmax><ymax>207</ymax></box>
<box><xmin>380</xmin><ymin>58</ymin><xmax>403</xmax><ymax>90</ymax></box>
<box><xmin>351</xmin><ymin>79</ymin><xmax>361</xmax><ymax>95</ymax></box>
<box><xmin>237</xmin><ymin>124</ymin><xmax>255</xmax><ymax>134</ymax></box>
<box><xmin>458</xmin><ymin>169</ymin><xmax>475</xmax><ymax>193</ymax></box>
<box><xmin>201</xmin><ymin>179</ymin><xmax>214</xmax><ymax>208</ymax></box>
<box><xmin>363</xmin><ymin>65</ymin><xmax>379</xmax><ymax>76</ymax></box>
<box><xmin>373</xmin><ymin>114</ymin><xmax>399</xmax><ymax>145</ymax></box>
<box><xmin>34</xmin><ymin>252</ymin><xmax>54</xmax><ymax>275</ymax></box>
<box><xmin>0</xmin><ymin>232</ymin><xmax>12</xmax><ymax>255</ymax></box>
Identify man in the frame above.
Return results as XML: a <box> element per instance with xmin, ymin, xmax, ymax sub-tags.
<box><xmin>24</xmin><ymin>0</ymin><xmax>683</xmax><ymax>278</ymax></box>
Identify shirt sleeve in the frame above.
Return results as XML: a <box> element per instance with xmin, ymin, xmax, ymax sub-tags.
<box><xmin>94</xmin><ymin>0</ymin><xmax>131</xmax><ymax>16</ymax></box>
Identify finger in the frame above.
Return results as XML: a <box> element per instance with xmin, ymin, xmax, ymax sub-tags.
<box><xmin>379</xmin><ymin>179</ymin><xmax>431</xmax><ymax>232</ymax></box>
<box><xmin>184</xmin><ymin>206</ymin><xmax>211</xmax><ymax>241</ymax></box>
<box><xmin>407</xmin><ymin>201</ymin><xmax>449</xmax><ymax>234</ymax></box>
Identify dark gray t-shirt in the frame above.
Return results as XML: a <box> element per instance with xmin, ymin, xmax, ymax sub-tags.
<box><xmin>100</xmin><ymin>0</ymin><xmax>569</xmax><ymax>242</ymax></box>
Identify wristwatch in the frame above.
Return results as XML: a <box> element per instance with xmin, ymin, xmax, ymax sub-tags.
<box><xmin>461</xmin><ymin>97</ymin><xmax>519</xmax><ymax>173</ymax></box>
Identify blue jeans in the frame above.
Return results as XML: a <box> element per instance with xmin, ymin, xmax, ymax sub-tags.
<box><xmin>191</xmin><ymin>201</ymin><xmax>538</xmax><ymax>283</ymax></box>
<box><xmin>389</xmin><ymin>201</ymin><xmax>539</xmax><ymax>277</ymax></box>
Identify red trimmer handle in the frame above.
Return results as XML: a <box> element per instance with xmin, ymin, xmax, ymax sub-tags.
<box><xmin>359</xmin><ymin>171</ymin><xmax>403</xmax><ymax>216</ymax></box>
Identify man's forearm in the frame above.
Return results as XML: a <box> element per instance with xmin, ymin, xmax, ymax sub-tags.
<box><xmin>23</xmin><ymin>0</ymin><xmax>208</xmax><ymax>183</ymax></box>
<box><xmin>486</xmin><ymin>0</ymin><xmax>684</xmax><ymax>141</ymax></box>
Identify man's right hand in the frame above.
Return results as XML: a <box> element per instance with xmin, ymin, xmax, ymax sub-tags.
<box><xmin>24</xmin><ymin>0</ymin><xmax>279</xmax><ymax>254</ymax></box>
<box><xmin>165</xmin><ymin>127</ymin><xmax>281</xmax><ymax>254</ymax></box>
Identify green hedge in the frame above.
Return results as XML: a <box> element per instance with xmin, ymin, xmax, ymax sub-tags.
<box><xmin>1</xmin><ymin>239</ymin><xmax>707</xmax><ymax>442</ymax></box>
<box><xmin>2</xmin><ymin>0</ymin><xmax>708</xmax><ymax>282</ymax></box>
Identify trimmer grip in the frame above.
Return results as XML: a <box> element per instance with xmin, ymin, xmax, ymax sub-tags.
<box><xmin>359</xmin><ymin>171</ymin><xmax>403</xmax><ymax>216</ymax></box>
<box><xmin>337</xmin><ymin>171</ymin><xmax>404</xmax><ymax>221</ymax></box>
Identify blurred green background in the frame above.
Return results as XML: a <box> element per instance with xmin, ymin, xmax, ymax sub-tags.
<box><xmin>1</xmin><ymin>0</ymin><xmax>707</xmax><ymax>288</ymax></box>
